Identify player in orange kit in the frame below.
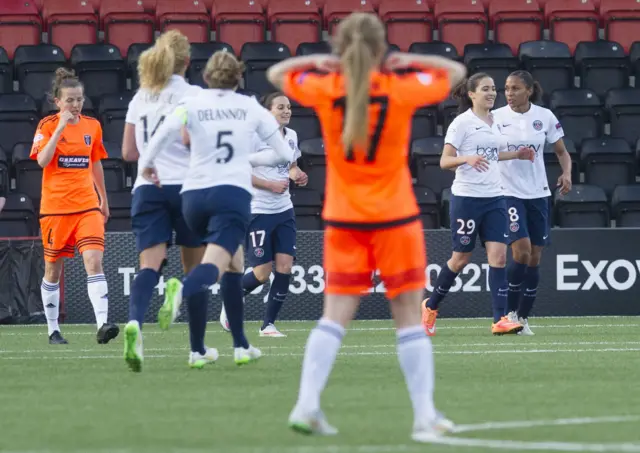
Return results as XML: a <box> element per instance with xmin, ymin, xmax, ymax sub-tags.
<box><xmin>266</xmin><ymin>12</ymin><xmax>466</xmax><ymax>443</ymax></box>
<box><xmin>31</xmin><ymin>68</ymin><xmax>119</xmax><ymax>345</ymax></box>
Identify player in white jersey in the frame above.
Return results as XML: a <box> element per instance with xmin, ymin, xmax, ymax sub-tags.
<box><xmin>138</xmin><ymin>51</ymin><xmax>296</xmax><ymax>367</ymax></box>
<box><xmin>494</xmin><ymin>70</ymin><xmax>572</xmax><ymax>335</ymax></box>
<box><xmin>120</xmin><ymin>31</ymin><xmax>206</xmax><ymax>372</ymax></box>
<box><xmin>421</xmin><ymin>73</ymin><xmax>535</xmax><ymax>336</ymax></box>
<box><xmin>219</xmin><ymin>91</ymin><xmax>307</xmax><ymax>337</ymax></box>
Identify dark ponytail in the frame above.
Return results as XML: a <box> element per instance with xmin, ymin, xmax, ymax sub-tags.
<box><xmin>452</xmin><ymin>72</ymin><xmax>491</xmax><ymax>113</ymax></box>
<box><xmin>509</xmin><ymin>70</ymin><xmax>543</xmax><ymax>104</ymax></box>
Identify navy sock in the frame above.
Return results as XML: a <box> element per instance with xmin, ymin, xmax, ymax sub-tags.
<box><xmin>221</xmin><ymin>272</ymin><xmax>249</xmax><ymax>349</ymax></box>
<box><xmin>426</xmin><ymin>264</ymin><xmax>458</xmax><ymax>310</ymax></box>
<box><xmin>506</xmin><ymin>261</ymin><xmax>528</xmax><ymax>315</ymax></box>
<box><xmin>242</xmin><ymin>271</ymin><xmax>263</xmax><ymax>294</ymax></box>
<box><xmin>128</xmin><ymin>268</ymin><xmax>159</xmax><ymax>327</ymax></box>
<box><xmin>519</xmin><ymin>266</ymin><xmax>540</xmax><ymax>319</ymax></box>
<box><xmin>489</xmin><ymin>266</ymin><xmax>508</xmax><ymax>323</ymax></box>
<box><xmin>183</xmin><ymin>264</ymin><xmax>219</xmax><ymax>354</ymax></box>
<box><xmin>263</xmin><ymin>271</ymin><xmax>291</xmax><ymax>329</ymax></box>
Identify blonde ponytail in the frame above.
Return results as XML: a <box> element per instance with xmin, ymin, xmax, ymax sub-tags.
<box><xmin>138</xmin><ymin>39</ymin><xmax>175</xmax><ymax>94</ymax></box>
<box><xmin>341</xmin><ymin>33</ymin><xmax>372</xmax><ymax>152</ymax></box>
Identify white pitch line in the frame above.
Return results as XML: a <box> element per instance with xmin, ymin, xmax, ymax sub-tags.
<box><xmin>454</xmin><ymin>415</ymin><xmax>640</xmax><ymax>433</ymax></box>
<box><xmin>427</xmin><ymin>437</ymin><xmax>640</xmax><ymax>452</ymax></box>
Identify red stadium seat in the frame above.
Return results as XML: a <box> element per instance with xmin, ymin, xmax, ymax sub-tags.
<box><xmin>268</xmin><ymin>0</ymin><xmax>322</xmax><ymax>54</ymax></box>
<box><xmin>100</xmin><ymin>0</ymin><xmax>155</xmax><ymax>57</ymax></box>
<box><xmin>601</xmin><ymin>0</ymin><xmax>640</xmax><ymax>53</ymax></box>
<box><xmin>33</xmin><ymin>0</ymin><xmax>44</xmax><ymax>11</ymax></box>
<box><xmin>489</xmin><ymin>0</ymin><xmax>543</xmax><ymax>55</ymax></box>
<box><xmin>323</xmin><ymin>0</ymin><xmax>375</xmax><ymax>35</ymax></box>
<box><xmin>156</xmin><ymin>0</ymin><xmax>210</xmax><ymax>43</ymax></box>
<box><xmin>0</xmin><ymin>1</ymin><xmax>42</xmax><ymax>59</ymax></box>
<box><xmin>211</xmin><ymin>0</ymin><xmax>266</xmax><ymax>55</ymax></box>
<box><xmin>43</xmin><ymin>0</ymin><xmax>99</xmax><ymax>59</ymax></box>
<box><xmin>434</xmin><ymin>0</ymin><xmax>487</xmax><ymax>56</ymax></box>
<box><xmin>545</xmin><ymin>0</ymin><xmax>599</xmax><ymax>54</ymax></box>
<box><xmin>379</xmin><ymin>0</ymin><xmax>434</xmax><ymax>52</ymax></box>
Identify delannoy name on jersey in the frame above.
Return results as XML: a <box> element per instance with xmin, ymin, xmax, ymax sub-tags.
<box><xmin>197</xmin><ymin>108</ymin><xmax>248</xmax><ymax>122</ymax></box>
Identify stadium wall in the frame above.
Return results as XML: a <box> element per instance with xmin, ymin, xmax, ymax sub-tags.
<box><xmin>2</xmin><ymin>229</ymin><xmax>640</xmax><ymax>324</ymax></box>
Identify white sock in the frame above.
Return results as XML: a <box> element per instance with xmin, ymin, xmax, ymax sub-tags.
<box><xmin>87</xmin><ymin>274</ymin><xmax>108</xmax><ymax>329</ymax></box>
<box><xmin>396</xmin><ymin>325</ymin><xmax>437</xmax><ymax>427</ymax></box>
<box><xmin>295</xmin><ymin>318</ymin><xmax>345</xmax><ymax>413</ymax></box>
<box><xmin>41</xmin><ymin>279</ymin><xmax>60</xmax><ymax>336</ymax></box>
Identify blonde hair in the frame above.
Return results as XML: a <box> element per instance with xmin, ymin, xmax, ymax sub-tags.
<box><xmin>203</xmin><ymin>50</ymin><xmax>244</xmax><ymax>89</ymax></box>
<box><xmin>138</xmin><ymin>30</ymin><xmax>191</xmax><ymax>94</ymax></box>
<box><xmin>50</xmin><ymin>67</ymin><xmax>82</xmax><ymax>101</ymax></box>
<box><xmin>333</xmin><ymin>13</ymin><xmax>386</xmax><ymax>153</ymax></box>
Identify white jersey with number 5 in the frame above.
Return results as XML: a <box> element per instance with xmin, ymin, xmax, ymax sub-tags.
<box><xmin>125</xmin><ymin>75</ymin><xmax>201</xmax><ymax>191</ymax></box>
<box><xmin>180</xmin><ymin>89</ymin><xmax>286</xmax><ymax>194</ymax></box>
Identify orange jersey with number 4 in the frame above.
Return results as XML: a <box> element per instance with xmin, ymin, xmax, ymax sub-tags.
<box><xmin>283</xmin><ymin>69</ymin><xmax>450</xmax><ymax>227</ymax></box>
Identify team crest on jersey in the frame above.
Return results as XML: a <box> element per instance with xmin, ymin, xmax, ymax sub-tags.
<box><xmin>288</xmin><ymin>139</ymin><xmax>295</xmax><ymax>150</ymax></box>
<box><xmin>84</xmin><ymin>135</ymin><xmax>92</xmax><ymax>146</ymax></box>
<box><xmin>532</xmin><ymin>120</ymin><xmax>543</xmax><ymax>131</ymax></box>
<box><xmin>510</xmin><ymin>222</ymin><xmax>520</xmax><ymax>233</ymax></box>
<box><xmin>254</xmin><ymin>247</ymin><xmax>265</xmax><ymax>258</ymax></box>
<box><xmin>460</xmin><ymin>235</ymin><xmax>471</xmax><ymax>246</ymax></box>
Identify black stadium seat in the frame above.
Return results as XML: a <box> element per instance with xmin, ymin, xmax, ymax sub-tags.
<box><xmin>606</xmin><ymin>88</ymin><xmax>640</xmax><ymax>147</ymax></box>
<box><xmin>543</xmin><ymin>137</ymin><xmax>579</xmax><ymax>193</ymax></box>
<box><xmin>580</xmin><ymin>138</ymin><xmax>636</xmax><ymax>197</ymax></box>
<box><xmin>289</xmin><ymin>104</ymin><xmax>321</xmax><ymax>143</ymax></box>
<box><xmin>102</xmin><ymin>141</ymin><xmax>126</xmax><ymax>192</ymax></box>
<box><xmin>99</xmin><ymin>92</ymin><xmax>133</xmax><ymax>146</ymax></box>
<box><xmin>14</xmin><ymin>45</ymin><xmax>66</xmax><ymax>105</ymax></box>
<box><xmin>574</xmin><ymin>40</ymin><xmax>629</xmax><ymax>100</ymax></box>
<box><xmin>0</xmin><ymin>94</ymin><xmax>40</xmax><ymax>155</ymax></box>
<box><xmin>463</xmin><ymin>43</ymin><xmax>519</xmax><ymax>89</ymax></box>
<box><xmin>187</xmin><ymin>42</ymin><xmax>234</xmax><ymax>88</ymax></box>
<box><xmin>519</xmin><ymin>40</ymin><xmax>574</xmax><ymax>104</ymax></box>
<box><xmin>12</xmin><ymin>142</ymin><xmax>43</xmax><ymax>212</ymax></box>
<box><xmin>0</xmin><ymin>193</ymin><xmax>38</xmax><ymax>237</ymax></box>
<box><xmin>440</xmin><ymin>188</ymin><xmax>452</xmax><ymax>229</ymax></box>
<box><xmin>412</xmin><ymin>137</ymin><xmax>453</xmax><ymax>197</ymax></box>
<box><xmin>298</xmin><ymin>138</ymin><xmax>326</xmax><ymax>195</ymax></box>
<box><xmin>296</xmin><ymin>41</ymin><xmax>331</xmax><ymax>56</ymax></box>
<box><xmin>611</xmin><ymin>185</ymin><xmax>640</xmax><ymax>227</ymax></box>
<box><xmin>549</xmin><ymin>89</ymin><xmax>604</xmax><ymax>147</ymax></box>
<box><xmin>0</xmin><ymin>146</ymin><xmax>9</xmax><ymax>198</ymax></box>
<box><xmin>410</xmin><ymin>107</ymin><xmax>438</xmax><ymax>141</ymax></box>
<box><xmin>106</xmin><ymin>190</ymin><xmax>132</xmax><ymax>232</ymax></box>
<box><xmin>0</xmin><ymin>47</ymin><xmax>11</xmax><ymax>94</ymax></box>
<box><xmin>440</xmin><ymin>96</ymin><xmax>459</xmax><ymax>132</ymax></box>
<box><xmin>290</xmin><ymin>187</ymin><xmax>323</xmax><ymax>231</ymax></box>
<box><xmin>554</xmin><ymin>184</ymin><xmax>610</xmax><ymax>228</ymax></box>
<box><xmin>71</xmin><ymin>44</ymin><xmax>127</xmax><ymax>103</ymax></box>
<box><xmin>241</xmin><ymin>42</ymin><xmax>292</xmax><ymax>95</ymax></box>
<box><xmin>413</xmin><ymin>185</ymin><xmax>440</xmax><ymax>229</ymax></box>
<box><xmin>409</xmin><ymin>41</ymin><xmax>459</xmax><ymax>59</ymax></box>
<box><xmin>127</xmin><ymin>43</ymin><xmax>153</xmax><ymax>91</ymax></box>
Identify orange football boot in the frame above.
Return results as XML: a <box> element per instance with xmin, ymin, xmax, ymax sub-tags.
<box><xmin>491</xmin><ymin>316</ymin><xmax>523</xmax><ymax>335</ymax></box>
<box><xmin>421</xmin><ymin>302</ymin><xmax>438</xmax><ymax>337</ymax></box>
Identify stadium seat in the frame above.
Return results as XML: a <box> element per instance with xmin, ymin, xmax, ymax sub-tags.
<box><xmin>580</xmin><ymin>138</ymin><xmax>635</xmax><ymax>197</ymax></box>
<box><xmin>630</xmin><ymin>42</ymin><xmax>640</xmax><ymax>79</ymax></box>
<box><xmin>463</xmin><ymin>43</ymin><xmax>520</xmax><ymax>90</ymax></box>
<box><xmin>606</xmin><ymin>88</ymin><xmax>640</xmax><ymax>147</ymax></box>
<box><xmin>600</xmin><ymin>0</ymin><xmax>640</xmax><ymax>53</ymax></box>
<box><xmin>0</xmin><ymin>192</ymin><xmax>38</xmax><ymax>237</ymax></box>
<box><xmin>489</xmin><ymin>0</ymin><xmax>544</xmax><ymax>55</ymax></box>
<box><xmin>434</xmin><ymin>0</ymin><xmax>488</xmax><ymax>56</ymax></box>
<box><xmin>241</xmin><ymin>42</ymin><xmax>292</xmax><ymax>95</ymax></box>
<box><xmin>100</xmin><ymin>0</ymin><xmax>155</xmax><ymax>57</ymax></box>
<box><xmin>268</xmin><ymin>0</ymin><xmax>322</xmax><ymax>56</ymax></box>
<box><xmin>41</xmin><ymin>96</ymin><xmax>96</xmax><ymax>119</ymax></box>
<box><xmin>102</xmin><ymin>141</ymin><xmax>126</xmax><ymax>192</ymax></box>
<box><xmin>554</xmin><ymin>184</ymin><xmax>610</xmax><ymax>227</ymax></box>
<box><xmin>106</xmin><ymin>190</ymin><xmax>132</xmax><ymax>232</ymax></box>
<box><xmin>611</xmin><ymin>184</ymin><xmax>640</xmax><ymax>227</ymax></box>
<box><xmin>545</xmin><ymin>0</ymin><xmax>599</xmax><ymax>54</ymax></box>
<box><xmin>14</xmin><ymin>45</ymin><xmax>67</xmax><ymax>106</ymax></box>
<box><xmin>156</xmin><ymin>0</ymin><xmax>210</xmax><ymax>44</ymax></box>
<box><xmin>409</xmin><ymin>41</ymin><xmax>459</xmax><ymax>59</ymax></box>
<box><xmin>237</xmin><ymin>88</ymin><xmax>260</xmax><ymax>99</ymax></box>
<box><xmin>323</xmin><ymin>0</ymin><xmax>375</xmax><ymax>35</ymax></box>
<box><xmin>413</xmin><ymin>185</ymin><xmax>440</xmax><ymax>229</ymax></box>
<box><xmin>410</xmin><ymin>107</ymin><xmax>438</xmax><ymax>141</ymax></box>
<box><xmin>543</xmin><ymin>137</ymin><xmax>579</xmax><ymax>193</ymax></box>
<box><xmin>378</xmin><ymin>0</ymin><xmax>434</xmax><ymax>52</ymax></box>
<box><xmin>0</xmin><ymin>146</ymin><xmax>9</xmax><ymax>198</ymax></box>
<box><xmin>440</xmin><ymin>96</ymin><xmax>459</xmax><ymax>132</ymax></box>
<box><xmin>412</xmin><ymin>137</ymin><xmax>453</xmax><ymax>197</ymax></box>
<box><xmin>298</xmin><ymin>138</ymin><xmax>326</xmax><ymax>195</ymax></box>
<box><xmin>12</xmin><ymin>142</ymin><xmax>43</xmax><ymax>213</ymax></box>
<box><xmin>43</xmin><ymin>0</ymin><xmax>99</xmax><ymax>59</ymax></box>
<box><xmin>71</xmin><ymin>44</ymin><xmax>127</xmax><ymax>103</ymax></box>
<box><xmin>519</xmin><ymin>40</ymin><xmax>574</xmax><ymax>104</ymax></box>
<box><xmin>0</xmin><ymin>48</ymin><xmax>11</xmax><ymax>94</ymax></box>
<box><xmin>549</xmin><ymin>89</ymin><xmax>604</xmax><ymax>147</ymax></box>
<box><xmin>494</xmin><ymin>90</ymin><xmax>508</xmax><ymax>109</ymax></box>
<box><xmin>0</xmin><ymin>1</ymin><xmax>42</xmax><ymax>59</ymax></box>
<box><xmin>296</xmin><ymin>41</ymin><xmax>332</xmax><ymax>56</ymax></box>
<box><xmin>0</xmin><ymin>95</ymin><xmax>39</xmax><ymax>157</ymax></box>
<box><xmin>574</xmin><ymin>41</ymin><xmax>629</xmax><ymax>100</ymax></box>
<box><xmin>99</xmin><ymin>92</ymin><xmax>134</xmax><ymax>146</ymax></box>
<box><xmin>211</xmin><ymin>0</ymin><xmax>266</xmax><ymax>55</ymax></box>
<box><xmin>290</xmin><ymin>187</ymin><xmax>323</xmax><ymax>230</ymax></box>
<box><xmin>440</xmin><ymin>187</ymin><xmax>451</xmax><ymax>228</ymax></box>
<box><xmin>127</xmin><ymin>43</ymin><xmax>154</xmax><ymax>91</ymax></box>
<box><xmin>289</xmin><ymin>105</ymin><xmax>322</xmax><ymax>143</ymax></box>
<box><xmin>187</xmin><ymin>42</ymin><xmax>234</xmax><ymax>88</ymax></box>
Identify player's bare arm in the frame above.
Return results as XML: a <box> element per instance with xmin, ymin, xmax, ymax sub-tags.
<box><xmin>252</xmin><ymin>174</ymin><xmax>288</xmax><ymax>194</ymax></box>
<box><xmin>121</xmin><ymin>123</ymin><xmax>140</xmax><ymax>162</ymax></box>
<box><xmin>37</xmin><ymin>111</ymin><xmax>74</xmax><ymax>168</ymax></box>
<box><xmin>498</xmin><ymin>146</ymin><xmax>536</xmax><ymax>163</ymax></box>
<box><xmin>92</xmin><ymin>161</ymin><xmax>109</xmax><ymax>222</ymax></box>
<box><xmin>553</xmin><ymin>139</ymin><xmax>572</xmax><ymax>194</ymax></box>
<box><xmin>266</xmin><ymin>55</ymin><xmax>341</xmax><ymax>89</ymax></box>
<box><xmin>384</xmin><ymin>53</ymin><xmax>466</xmax><ymax>87</ymax></box>
<box><xmin>440</xmin><ymin>144</ymin><xmax>489</xmax><ymax>172</ymax></box>
<box><xmin>289</xmin><ymin>163</ymin><xmax>308</xmax><ymax>186</ymax></box>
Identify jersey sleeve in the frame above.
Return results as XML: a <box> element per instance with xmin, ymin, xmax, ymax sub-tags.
<box><xmin>91</xmin><ymin>123</ymin><xmax>108</xmax><ymax>161</ymax></box>
<box><xmin>390</xmin><ymin>70</ymin><xmax>451</xmax><ymax>108</ymax></box>
<box><xmin>255</xmin><ymin>100</ymin><xmax>281</xmax><ymax>141</ymax></box>
<box><xmin>30</xmin><ymin>118</ymin><xmax>54</xmax><ymax>159</ymax></box>
<box><xmin>282</xmin><ymin>70</ymin><xmax>332</xmax><ymax>108</ymax></box>
<box><xmin>444</xmin><ymin>117</ymin><xmax>466</xmax><ymax>151</ymax></box>
<box><xmin>545</xmin><ymin>110</ymin><xmax>564</xmax><ymax>144</ymax></box>
<box><xmin>125</xmin><ymin>93</ymin><xmax>139</xmax><ymax>125</ymax></box>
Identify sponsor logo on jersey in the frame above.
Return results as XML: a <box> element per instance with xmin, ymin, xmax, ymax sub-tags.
<box><xmin>476</xmin><ymin>146</ymin><xmax>499</xmax><ymax>161</ymax></box>
<box><xmin>58</xmin><ymin>155</ymin><xmax>90</xmax><ymax>169</ymax></box>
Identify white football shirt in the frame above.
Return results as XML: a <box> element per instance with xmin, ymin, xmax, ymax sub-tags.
<box><xmin>493</xmin><ymin>104</ymin><xmax>564</xmax><ymax>199</ymax></box>
<box><xmin>444</xmin><ymin>108</ymin><xmax>503</xmax><ymax>198</ymax></box>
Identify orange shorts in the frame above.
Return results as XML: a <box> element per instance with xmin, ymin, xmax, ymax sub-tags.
<box><xmin>324</xmin><ymin>220</ymin><xmax>426</xmax><ymax>299</ymax></box>
<box><xmin>40</xmin><ymin>209</ymin><xmax>105</xmax><ymax>262</ymax></box>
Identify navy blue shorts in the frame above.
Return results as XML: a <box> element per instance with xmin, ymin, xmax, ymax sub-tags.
<box><xmin>505</xmin><ymin>196</ymin><xmax>550</xmax><ymax>247</ymax></box>
<box><xmin>182</xmin><ymin>185</ymin><xmax>251</xmax><ymax>256</ymax></box>
<box><xmin>131</xmin><ymin>184</ymin><xmax>202</xmax><ymax>253</ymax></box>
<box><xmin>247</xmin><ymin>208</ymin><xmax>297</xmax><ymax>266</ymax></box>
<box><xmin>450</xmin><ymin>195</ymin><xmax>508</xmax><ymax>253</ymax></box>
